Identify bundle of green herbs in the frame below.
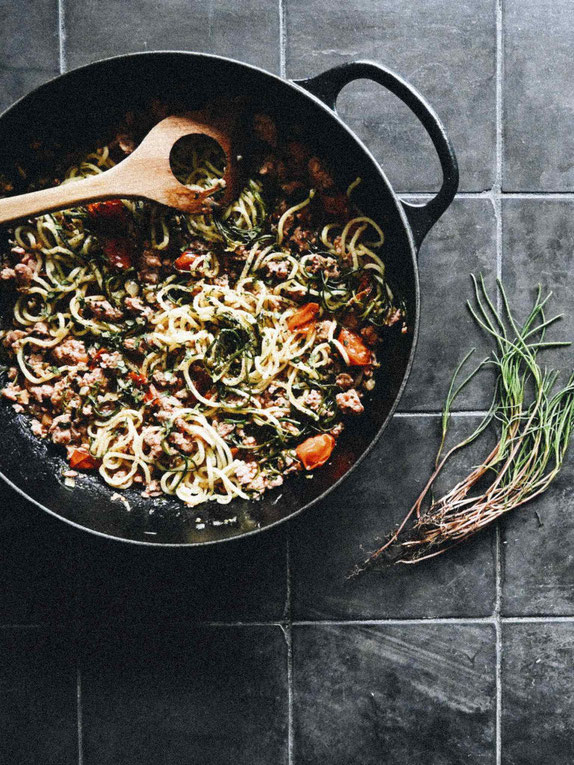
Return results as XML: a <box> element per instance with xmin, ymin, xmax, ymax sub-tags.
<box><xmin>356</xmin><ymin>275</ymin><xmax>574</xmax><ymax>573</ymax></box>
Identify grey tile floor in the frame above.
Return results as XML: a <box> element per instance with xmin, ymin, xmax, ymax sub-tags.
<box><xmin>0</xmin><ymin>1</ymin><xmax>573</xmax><ymax>763</ymax></box>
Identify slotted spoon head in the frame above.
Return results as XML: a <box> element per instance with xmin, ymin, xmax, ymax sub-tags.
<box><xmin>121</xmin><ymin>112</ymin><xmax>239</xmax><ymax>214</ymax></box>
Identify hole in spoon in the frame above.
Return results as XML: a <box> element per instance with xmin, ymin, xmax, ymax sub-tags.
<box><xmin>169</xmin><ymin>134</ymin><xmax>227</xmax><ymax>200</ymax></box>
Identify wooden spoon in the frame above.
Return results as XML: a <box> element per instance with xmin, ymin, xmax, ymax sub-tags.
<box><xmin>0</xmin><ymin>112</ymin><xmax>239</xmax><ymax>225</ymax></box>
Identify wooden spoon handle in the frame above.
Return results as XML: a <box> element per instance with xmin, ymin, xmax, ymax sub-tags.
<box><xmin>0</xmin><ymin>167</ymin><xmax>127</xmax><ymax>225</ymax></box>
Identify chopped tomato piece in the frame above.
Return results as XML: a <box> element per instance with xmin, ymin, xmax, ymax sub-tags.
<box><xmin>128</xmin><ymin>371</ymin><xmax>148</xmax><ymax>386</ymax></box>
<box><xmin>86</xmin><ymin>199</ymin><xmax>129</xmax><ymax>227</ymax></box>
<box><xmin>174</xmin><ymin>250</ymin><xmax>200</xmax><ymax>271</ymax></box>
<box><xmin>102</xmin><ymin>238</ymin><xmax>133</xmax><ymax>270</ymax></box>
<box><xmin>296</xmin><ymin>433</ymin><xmax>335</xmax><ymax>470</ymax></box>
<box><xmin>230</xmin><ymin>447</ymin><xmax>239</xmax><ymax>457</ymax></box>
<box><xmin>337</xmin><ymin>327</ymin><xmax>372</xmax><ymax>366</ymax></box>
<box><xmin>287</xmin><ymin>302</ymin><xmax>320</xmax><ymax>332</ymax></box>
<box><xmin>144</xmin><ymin>384</ymin><xmax>160</xmax><ymax>404</ymax></box>
<box><xmin>69</xmin><ymin>449</ymin><xmax>101</xmax><ymax>470</ymax></box>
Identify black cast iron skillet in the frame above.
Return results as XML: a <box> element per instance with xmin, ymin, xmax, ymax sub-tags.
<box><xmin>0</xmin><ymin>52</ymin><xmax>458</xmax><ymax>545</ymax></box>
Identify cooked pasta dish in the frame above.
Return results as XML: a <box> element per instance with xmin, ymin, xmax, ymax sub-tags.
<box><xmin>0</xmin><ymin>109</ymin><xmax>406</xmax><ymax>511</ymax></box>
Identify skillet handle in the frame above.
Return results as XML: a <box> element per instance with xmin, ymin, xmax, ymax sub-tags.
<box><xmin>294</xmin><ymin>60</ymin><xmax>459</xmax><ymax>249</ymax></box>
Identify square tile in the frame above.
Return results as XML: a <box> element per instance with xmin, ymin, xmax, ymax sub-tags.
<box><xmin>76</xmin><ymin>525</ymin><xmax>287</xmax><ymax>626</ymax></box>
<box><xmin>0</xmin><ymin>482</ymin><xmax>76</xmax><ymax>625</ymax></box>
<box><xmin>286</xmin><ymin>0</ymin><xmax>496</xmax><ymax>192</ymax></box>
<box><xmin>290</xmin><ymin>415</ymin><xmax>496</xmax><ymax>620</ymax></box>
<box><xmin>0</xmin><ymin>628</ymin><xmax>77</xmax><ymax>765</ymax></box>
<box><xmin>501</xmin><ymin>199</ymin><xmax>574</xmax><ymax>356</ymax></box>
<box><xmin>502</xmin><ymin>623</ymin><xmax>574</xmax><ymax>763</ymax></box>
<box><xmin>499</xmin><ymin>201</ymin><xmax>574</xmax><ymax>614</ymax></box>
<box><xmin>65</xmin><ymin>0</ymin><xmax>280</xmax><ymax>73</ymax></box>
<box><xmin>81</xmin><ymin>625</ymin><xmax>288</xmax><ymax>765</ymax></box>
<box><xmin>293</xmin><ymin>623</ymin><xmax>496</xmax><ymax>765</ymax></box>
<box><xmin>504</xmin><ymin>0</ymin><xmax>574</xmax><ymax>190</ymax></box>
<box><xmin>400</xmin><ymin>199</ymin><xmax>497</xmax><ymax>412</ymax></box>
<box><xmin>0</xmin><ymin>0</ymin><xmax>59</xmax><ymax>111</ymax></box>
<box><xmin>501</xmin><ymin>447</ymin><xmax>574</xmax><ymax>616</ymax></box>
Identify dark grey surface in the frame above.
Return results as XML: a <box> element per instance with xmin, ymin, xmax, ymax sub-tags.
<box><xmin>504</xmin><ymin>0</ymin><xmax>574</xmax><ymax>190</ymax></box>
<box><xmin>80</xmin><ymin>625</ymin><xmax>288</xmax><ymax>765</ymax></box>
<box><xmin>1</xmin><ymin>0</ymin><xmax>574</xmax><ymax>763</ymax></box>
<box><xmin>501</xmin><ymin>624</ymin><xmax>574</xmax><ymax>764</ymax></box>
<box><xmin>293</xmin><ymin>624</ymin><xmax>496</xmax><ymax>765</ymax></box>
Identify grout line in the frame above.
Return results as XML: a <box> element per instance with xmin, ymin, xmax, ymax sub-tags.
<box><xmin>285</xmin><ymin>531</ymin><xmax>294</xmax><ymax>765</ymax></box>
<box><xmin>57</xmin><ymin>0</ymin><xmax>67</xmax><ymax>74</ymax></box>
<box><xmin>76</xmin><ymin>664</ymin><xmax>83</xmax><ymax>765</ymax></box>
<box><xmin>494</xmin><ymin>1</ymin><xmax>504</xmax><ymax>762</ymax></box>
<box><xmin>395</xmin><ymin>410</ymin><xmax>489</xmax><ymax>418</ymax></box>
<box><xmin>292</xmin><ymin>617</ymin><xmax>496</xmax><ymax>626</ymax></box>
<box><xmin>403</xmin><ymin>191</ymin><xmax>574</xmax><ymax>200</ymax></box>
<box><xmin>279</xmin><ymin>0</ymin><xmax>287</xmax><ymax>78</ymax></box>
<box><xmin>502</xmin><ymin>616</ymin><xmax>574</xmax><ymax>623</ymax></box>
<box><xmin>500</xmin><ymin>191</ymin><xmax>574</xmax><ymax>199</ymax></box>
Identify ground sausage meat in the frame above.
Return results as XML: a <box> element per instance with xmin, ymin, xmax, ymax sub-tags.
<box><xmin>336</xmin><ymin>388</ymin><xmax>364</xmax><ymax>415</ymax></box>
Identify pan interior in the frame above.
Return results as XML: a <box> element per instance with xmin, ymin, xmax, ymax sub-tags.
<box><xmin>0</xmin><ymin>53</ymin><xmax>417</xmax><ymax>544</ymax></box>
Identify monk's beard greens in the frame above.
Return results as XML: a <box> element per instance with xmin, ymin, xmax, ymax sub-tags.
<box><xmin>354</xmin><ymin>275</ymin><xmax>574</xmax><ymax>573</ymax></box>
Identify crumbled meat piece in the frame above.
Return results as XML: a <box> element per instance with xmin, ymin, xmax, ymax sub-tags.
<box><xmin>235</xmin><ymin>460</ymin><xmax>258</xmax><ymax>485</ymax></box>
<box><xmin>321</xmin><ymin>193</ymin><xmax>350</xmax><ymax>219</ymax></box>
<box><xmin>289</xmin><ymin>226</ymin><xmax>316</xmax><ymax>253</ymax></box>
<box><xmin>124</xmin><ymin>296</ymin><xmax>151</xmax><ymax>317</ymax></box>
<box><xmin>264</xmin><ymin>260</ymin><xmax>290</xmax><ymax>279</ymax></box>
<box><xmin>97</xmin><ymin>351</ymin><xmax>123</xmax><ymax>370</ymax></box>
<box><xmin>384</xmin><ymin>308</ymin><xmax>403</xmax><ymax>327</ymax></box>
<box><xmin>253</xmin><ymin>114</ymin><xmax>277</xmax><ymax>146</ymax></box>
<box><xmin>141</xmin><ymin>427</ymin><xmax>164</xmax><ymax>460</ymax></box>
<box><xmin>49</xmin><ymin>413</ymin><xmax>73</xmax><ymax>444</ymax></box>
<box><xmin>52</xmin><ymin>337</ymin><xmax>88</xmax><ymax>365</ymax></box>
<box><xmin>281</xmin><ymin>180</ymin><xmax>305</xmax><ymax>196</ymax></box>
<box><xmin>302</xmin><ymin>389</ymin><xmax>322</xmax><ymax>411</ymax></box>
<box><xmin>286</xmin><ymin>141</ymin><xmax>311</xmax><ymax>176</ymax></box>
<box><xmin>336</xmin><ymin>388</ymin><xmax>364</xmax><ymax>415</ymax></box>
<box><xmin>31</xmin><ymin>419</ymin><xmax>45</xmax><ymax>437</ymax></box>
<box><xmin>141</xmin><ymin>479</ymin><xmax>162</xmax><ymax>498</ymax></box>
<box><xmin>315</xmin><ymin>320</ymin><xmax>335</xmax><ymax>341</ymax></box>
<box><xmin>330</xmin><ymin>422</ymin><xmax>345</xmax><ymax>438</ymax></box>
<box><xmin>80</xmin><ymin>367</ymin><xmax>107</xmax><ymax>388</ymax></box>
<box><xmin>31</xmin><ymin>321</ymin><xmax>50</xmax><ymax>337</ymax></box>
<box><xmin>258</xmin><ymin>156</ymin><xmax>286</xmax><ymax>180</ymax></box>
<box><xmin>169</xmin><ymin>431</ymin><xmax>194</xmax><ymax>455</ymax></box>
<box><xmin>155</xmin><ymin>395</ymin><xmax>183</xmax><ymax>423</ymax></box>
<box><xmin>215</xmin><ymin>421</ymin><xmax>234</xmax><ymax>438</ymax></box>
<box><xmin>28</xmin><ymin>383</ymin><xmax>54</xmax><ymax>404</ymax></box>
<box><xmin>306</xmin><ymin>254</ymin><xmax>340</xmax><ymax>279</ymax></box>
<box><xmin>2</xmin><ymin>381</ymin><xmax>26</xmax><ymax>403</ymax></box>
<box><xmin>88</xmin><ymin>298</ymin><xmax>123</xmax><ymax>321</ymax></box>
<box><xmin>360</xmin><ymin>326</ymin><xmax>379</xmax><ymax>347</ymax></box>
<box><xmin>308</xmin><ymin>157</ymin><xmax>335</xmax><ymax>191</ymax></box>
<box><xmin>14</xmin><ymin>263</ymin><xmax>34</xmax><ymax>287</ymax></box>
<box><xmin>152</xmin><ymin>370</ymin><xmax>179</xmax><ymax>388</ymax></box>
<box><xmin>335</xmin><ymin>373</ymin><xmax>354</xmax><ymax>391</ymax></box>
<box><xmin>116</xmin><ymin>132</ymin><xmax>136</xmax><ymax>154</ymax></box>
<box><xmin>0</xmin><ymin>267</ymin><xmax>15</xmax><ymax>280</ymax></box>
<box><xmin>213</xmin><ymin>275</ymin><xmax>229</xmax><ymax>288</ymax></box>
<box><xmin>138</xmin><ymin>248</ymin><xmax>162</xmax><ymax>284</ymax></box>
<box><xmin>2</xmin><ymin>329</ymin><xmax>26</xmax><ymax>349</ymax></box>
